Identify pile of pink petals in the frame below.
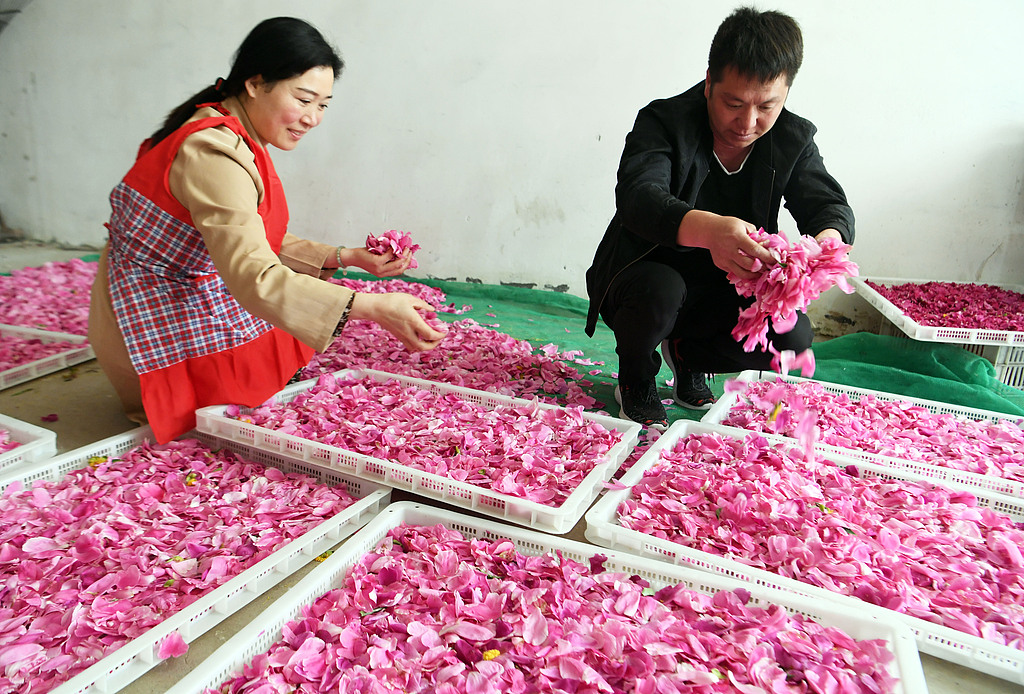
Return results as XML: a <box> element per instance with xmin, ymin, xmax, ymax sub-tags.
<box><xmin>0</xmin><ymin>438</ymin><xmax>357</xmax><ymax>694</ymax></box>
<box><xmin>229</xmin><ymin>373</ymin><xmax>621</xmax><ymax>507</ymax></box>
<box><xmin>365</xmin><ymin>230</ymin><xmax>421</xmax><ymax>269</ymax></box>
<box><xmin>0</xmin><ymin>259</ymin><xmax>96</xmax><ymax>335</ymax></box>
<box><xmin>723</xmin><ymin>378</ymin><xmax>1024</xmax><ymax>484</ymax></box>
<box><xmin>302</xmin><ymin>316</ymin><xmax>599</xmax><ymax>410</ymax></box>
<box><xmin>617</xmin><ymin>431</ymin><xmax>1024</xmax><ymax>648</ymax></box>
<box><xmin>866</xmin><ymin>280</ymin><xmax>1024</xmax><ymax>331</ymax></box>
<box><xmin>729</xmin><ymin>230</ymin><xmax>858</xmax><ymax>353</ymax></box>
<box><xmin>0</xmin><ymin>429</ymin><xmax>20</xmax><ymax>455</ymax></box>
<box><xmin>321</xmin><ymin>277</ymin><xmax>604</xmax><ymax>409</ymax></box>
<box><xmin>213</xmin><ymin>523</ymin><xmax>897</xmax><ymax>694</ymax></box>
<box><xmin>0</xmin><ymin>334</ymin><xmax>83</xmax><ymax>372</ymax></box>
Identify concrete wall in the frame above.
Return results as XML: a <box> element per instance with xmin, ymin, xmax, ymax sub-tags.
<box><xmin>1</xmin><ymin>1</ymin><xmax>1022</xmax><ymax>311</ymax></box>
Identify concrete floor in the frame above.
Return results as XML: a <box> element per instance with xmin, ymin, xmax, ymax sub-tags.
<box><xmin>1</xmin><ymin>242</ymin><xmax>1022</xmax><ymax>693</ymax></box>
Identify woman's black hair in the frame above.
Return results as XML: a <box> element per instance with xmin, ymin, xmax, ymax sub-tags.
<box><xmin>148</xmin><ymin>17</ymin><xmax>343</xmax><ymax>146</ymax></box>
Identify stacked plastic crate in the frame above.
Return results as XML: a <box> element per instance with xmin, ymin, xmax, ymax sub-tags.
<box><xmin>853</xmin><ymin>276</ymin><xmax>1024</xmax><ymax>389</ymax></box>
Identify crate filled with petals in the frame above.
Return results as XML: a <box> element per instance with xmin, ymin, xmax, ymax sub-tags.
<box><xmin>0</xmin><ymin>426</ymin><xmax>390</xmax><ymax>694</ymax></box>
<box><xmin>852</xmin><ymin>276</ymin><xmax>1024</xmax><ymax>388</ymax></box>
<box><xmin>586</xmin><ymin>419</ymin><xmax>1024</xmax><ymax>685</ymax></box>
<box><xmin>164</xmin><ymin>502</ymin><xmax>927</xmax><ymax>694</ymax></box>
<box><xmin>195</xmin><ymin>368</ymin><xmax>641</xmax><ymax>534</ymax></box>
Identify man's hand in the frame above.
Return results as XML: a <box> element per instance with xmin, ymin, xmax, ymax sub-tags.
<box><xmin>677</xmin><ymin>210</ymin><xmax>776</xmax><ymax>280</ymax></box>
<box><xmin>814</xmin><ymin>228</ymin><xmax>843</xmax><ymax>244</ymax></box>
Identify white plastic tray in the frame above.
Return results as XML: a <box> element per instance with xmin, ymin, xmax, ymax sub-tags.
<box><xmin>196</xmin><ymin>368</ymin><xmax>641</xmax><ymax>534</ymax></box>
<box><xmin>703</xmin><ymin>370</ymin><xmax>1024</xmax><ymax>500</ymax></box>
<box><xmin>0</xmin><ymin>426</ymin><xmax>391</xmax><ymax>694</ymax></box>
<box><xmin>852</xmin><ymin>276</ymin><xmax>1024</xmax><ymax>346</ymax></box>
<box><xmin>165</xmin><ymin>501</ymin><xmax>927</xmax><ymax>694</ymax></box>
<box><xmin>0</xmin><ymin>410</ymin><xmax>57</xmax><ymax>472</ymax></box>
<box><xmin>585</xmin><ymin>419</ymin><xmax>1024</xmax><ymax>684</ymax></box>
<box><xmin>0</xmin><ymin>323</ymin><xmax>95</xmax><ymax>390</ymax></box>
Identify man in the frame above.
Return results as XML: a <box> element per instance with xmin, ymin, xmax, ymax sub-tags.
<box><xmin>585</xmin><ymin>7</ymin><xmax>854</xmax><ymax>428</ymax></box>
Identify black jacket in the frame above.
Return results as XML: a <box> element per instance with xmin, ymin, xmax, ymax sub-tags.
<box><xmin>584</xmin><ymin>82</ymin><xmax>855</xmax><ymax>336</ymax></box>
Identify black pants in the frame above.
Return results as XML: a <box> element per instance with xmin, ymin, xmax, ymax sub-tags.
<box><xmin>599</xmin><ymin>256</ymin><xmax>813</xmax><ymax>383</ymax></box>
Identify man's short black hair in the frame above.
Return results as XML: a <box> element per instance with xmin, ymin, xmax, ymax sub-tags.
<box><xmin>708</xmin><ymin>7</ymin><xmax>803</xmax><ymax>86</ymax></box>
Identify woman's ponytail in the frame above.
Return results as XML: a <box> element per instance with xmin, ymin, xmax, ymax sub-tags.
<box><xmin>147</xmin><ymin>82</ymin><xmax>225</xmax><ymax>148</ymax></box>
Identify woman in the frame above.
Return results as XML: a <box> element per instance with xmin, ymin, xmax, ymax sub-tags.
<box><xmin>88</xmin><ymin>17</ymin><xmax>445</xmax><ymax>443</ymax></box>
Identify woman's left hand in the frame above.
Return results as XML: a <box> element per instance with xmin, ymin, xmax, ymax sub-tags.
<box><xmin>340</xmin><ymin>247</ymin><xmax>413</xmax><ymax>277</ymax></box>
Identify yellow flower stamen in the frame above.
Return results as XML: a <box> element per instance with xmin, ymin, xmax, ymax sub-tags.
<box><xmin>87</xmin><ymin>455</ymin><xmax>108</xmax><ymax>468</ymax></box>
<box><xmin>482</xmin><ymin>649</ymin><xmax>500</xmax><ymax>661</ymax></box>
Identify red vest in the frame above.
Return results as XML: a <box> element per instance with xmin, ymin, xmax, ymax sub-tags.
<box><xmin>106</xmin><ymin>105</ymin><xmax>314</xmax><ymax>442</ymax></box>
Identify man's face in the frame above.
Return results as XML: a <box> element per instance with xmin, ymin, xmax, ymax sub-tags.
<box><xmin>704</xmin><ymin>66</ymin><xmax>790</xmax><ymax>154</ymax></box>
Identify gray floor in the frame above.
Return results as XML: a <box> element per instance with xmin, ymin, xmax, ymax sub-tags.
<box><xmin>1</xmin><ymin>241</ymin><xmax>1022</xmax><ymax>693</ymax></box>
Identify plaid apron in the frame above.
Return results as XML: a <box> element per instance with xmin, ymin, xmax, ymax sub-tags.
<box><xmin>107</xmin><ymin>105</ymin><xmax>314</xmax><ymax>442</ymax></box>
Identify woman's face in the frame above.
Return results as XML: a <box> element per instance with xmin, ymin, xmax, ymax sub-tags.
<box><xmin>242</xmin><ymin>66</ymin><xmax>334</xmax><ymax>150</ymax></box>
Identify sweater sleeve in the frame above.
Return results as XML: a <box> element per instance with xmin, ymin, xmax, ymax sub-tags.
<box><xmin>279</xmin><ymin>233</ymin><xmax>338</xmax><ymax>280</ymax></box>
<box><xmin>168</xmin><ymin>125</ymin><xmax>352</xmax><ymax>351</ymax></box>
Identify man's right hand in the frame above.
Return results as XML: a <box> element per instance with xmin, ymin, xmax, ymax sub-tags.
<box><xmin>677</xmin><ymin>210</ymin><xmax>776</xmax><ymax>280</ymax></box>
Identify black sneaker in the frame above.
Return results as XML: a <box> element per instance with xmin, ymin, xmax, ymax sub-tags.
<box><xmin>660</xmin><ymin>339</ymin><xmax>716</xmax><ymax>410</ymax></box>
<box><xmin>614</xmin><ymin>379</ymin><xmax>668</xmax><ymax>429</ymax></box>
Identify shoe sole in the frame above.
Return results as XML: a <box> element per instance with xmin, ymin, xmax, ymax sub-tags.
<box><xmin>614</xmin><ymin>385</ymin><xmax>668</xmax><ymax>431</ymax></box>
<box><xmin>660</xmin><ymin>340</ymin><xmax>716</xmax><ymax>411</ymax></box>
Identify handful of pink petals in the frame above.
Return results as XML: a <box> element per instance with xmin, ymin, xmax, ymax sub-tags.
<box><xmin>728</xmin><ymin>230</ymin><xmax>858</xmax><ymax>354</ymax></box>
<box><xmin>365</xmin><ymin>229</ymin><xmax>421</xmax><ymax>269</ymax></box>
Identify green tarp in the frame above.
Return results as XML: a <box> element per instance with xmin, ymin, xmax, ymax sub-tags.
<box><xmin>401</xmin><ymin>274</ymin><xmax>1024</xmax><ymax>422</ymax></box>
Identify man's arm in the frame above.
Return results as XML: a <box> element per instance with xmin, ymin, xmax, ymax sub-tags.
<box><xmin>783</xmin><ymin>137</ymin><xmax>855</xmax><ymax>245</ymax></box>
<box><xmin>613</xmin><ymin>107</ymin><xmax>694</xmax><ymax>247</ymax></box>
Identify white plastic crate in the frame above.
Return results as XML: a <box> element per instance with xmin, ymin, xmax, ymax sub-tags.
<box><xmin>0</xmin><ymin>410</ymin><xmax>57</xmax><ymax>472</ymax></box>
<box><xmin>0</xmin><ymin>323</ymin><xmax>95</xmax><ymax>390</ymax></box>
<box><xmin>0</xmin><ymin>426</ymin><xmax>392</xmax><ymax>694</ymax></box>
<box><xmin>165</xmin><ymin>501</ymin><xmax>927</xmax><ymax>694</ymax></box>
<box><xmin>702</xmin><ymin>370</ymin><xmax>1024</xmax><ymax>500</ymax></box>
<box><xmin>196</xmin><ymin>368</ymin><xmax>641</xmax><ymax>534</ymax></box>
<box><xmin>585</xmin><ymin>419</ymin><xmax>1024</xmax><ymax>685</ymax></box>
<box><xmin>853</xmin><ymin>276</ymin><xmax>1024</xmax><ymax>389</ymax></box>
<box><xmin>852</xmin><ymin>276</ymin><xmax>1024</xmax><ymax>346</ymax></box>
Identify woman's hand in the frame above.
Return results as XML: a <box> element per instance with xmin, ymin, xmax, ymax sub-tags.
<box><xmin>348</xmin><ymin>292</ymin><xmax>447</xmax><ymax>351</ymax></box>
<box><xmin>338</xmin><ymin>247</ymin><xmax>413</xmax><ymax>278</ymax></box>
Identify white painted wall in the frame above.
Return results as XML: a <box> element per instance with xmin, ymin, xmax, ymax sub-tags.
<box><xmin>1</xmin><ymin>0</ymin><xmax>1022</xmax><ymax>300</ymax></box>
